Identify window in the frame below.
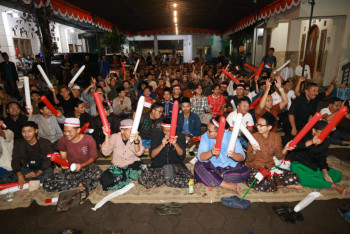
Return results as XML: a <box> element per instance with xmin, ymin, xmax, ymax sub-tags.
<box><xmin>13</xmin><ymin>38</ymin><xmax>32</xmax><ymax>57</ymax></box>
<box><xmin>316</xmin><ymin>29</ymin><xmax>327</xmax><ymax>72</ymax></box>
<box><xmin>299</xmin><ymin>34</ymin><xmax>306</xmax><ymax>60</ymax></box>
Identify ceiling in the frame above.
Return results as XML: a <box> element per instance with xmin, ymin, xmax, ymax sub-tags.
<box><xmin>67</xmin><ymin>0</ymin><xmax>273</xmax><ymax>34</ymax></box>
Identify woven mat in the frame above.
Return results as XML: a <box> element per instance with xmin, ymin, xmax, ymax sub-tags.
<box><xmin>1</xmin><ymin>156</ymin><xmax>350</xmax><ymax>210</ymax></box>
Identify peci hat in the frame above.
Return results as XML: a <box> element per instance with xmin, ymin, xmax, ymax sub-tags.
<box><xmin>64</xmin><ymin>118</ymin><xmax>80</xmax><ymax>127</ymax></box>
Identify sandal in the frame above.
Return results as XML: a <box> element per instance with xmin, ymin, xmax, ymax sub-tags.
<box><xmin>221</xmin><ymin>196</ymin><xmax>250</xmax><ymax>210</ymax></box>
<box><xmin>155</xmin><ymin>207</ymin><xmax>182</xmax><ymax>216</ymax></box>
<box><xmin>156</xmin><ymin>202</ymin><xmax>182</xmax><ymax>210</ymax></box>
<box><xmin>272</xmin><ymin>206</ymin><xmax>295</xmax><ymax>224</ymax></box>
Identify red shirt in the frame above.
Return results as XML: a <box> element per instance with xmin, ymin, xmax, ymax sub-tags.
<box><xmin>207</xmin><ymin>94</ymin><xmax>226</xmax><ymax>117</ymax></box>
<box><xmin>155</xmin><ymin>86</ymin><xmax>164</xmax><ymax>101</ymax></box>
<box><xmin>58</xmin><ymin>135</ymin><xmax>98</xmax><ymax>164</ymax></box>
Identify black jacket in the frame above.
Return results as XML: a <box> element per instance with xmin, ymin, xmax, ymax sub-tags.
<box><xmin>0</xmin><ymin>61</ymin><xmax>19</xmax><ymax>82</ymax></box>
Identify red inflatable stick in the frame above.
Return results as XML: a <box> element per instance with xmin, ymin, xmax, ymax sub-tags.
<box><xmin>249</xmin><ymin>95</ymin><xmax>262</xmax><ymax>110</ymax></box>
<box><xmin>221</xmin><ymin>68</ymin><xmax>239</xmax><ymax>84</ymax></box>
<box><xmin>289</xmin><ymin>112</ymin><xmax>323</xmax><ymax>148</ymax></box>
<box><xmin>248</xmin><ymin>73</ymin><xmax>256</xmax><ymax>81</ymax></box>
<box><xmin>244</xmin><ymin>63</ymin><xmax>258</xmax><ymax>73</ymax></box>
<box><xmin>214</xmin><ymin>116</ymin><xmax>226</xmax><ymax>157</ymax></box>
<box><xmin>80</xmin><ymin>122</ymin><xmax>90</xmax><ymax>134</ymax></box>
<box><xmin>49</xmin><ymin>153</ymin><xmax>71</xmax><ymax>167</ymax></box>
<box><xmin>121</xmin><ymin>62</ymin><xmax>127</xmax><ymax>77</ymax></box>
<box><xmin>256</xmin><ymin>62</ymin><xmax>265</xmax><ymax>77</ymax></box>
<box><xmin>93</xmin><ymin>92</ymin><xmax>111</xmax><ymax>136</ymax></box>
<box><xmin>169</xmin><ymin>101</ymin><xmax>179</xmax><ymax>145</ymax></box>
<box><xmin>0</xmin><ymin>181</ymin><xmax>29</xmax><ymax>190</ymax></box>
<box><xmin>318</xmin><ymin>106</ymin><xmax>348</xmax><ymax>143</ymax></box>
<box><xmin>40</xmin><ymin>96</ymin><xmax>59</xmax><ymax>116</ymax></box>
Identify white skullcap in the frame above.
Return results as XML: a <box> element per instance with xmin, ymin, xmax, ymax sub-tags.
<box><xmin>64</xmin><ymin>118</ymin><xmax>80</xmax><ymax>127</ymax></box>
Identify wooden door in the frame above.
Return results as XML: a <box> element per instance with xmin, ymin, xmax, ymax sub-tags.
<box><xmin>305</xmin><ymin>25</ymin><xmax>319</xmax><ymax>79</ymax></box>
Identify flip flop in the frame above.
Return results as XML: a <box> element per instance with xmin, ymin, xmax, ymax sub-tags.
<box><xmin>156</xmin><ymin>202</ymin><xmax>182</xmax><ymax>210</ymax></box>
<box><xmin>155</xmin><ymin>207</ymin><xmax>182</xmax><ymax>216</ymax></box>
<box><xmin>272</xmin><ymin>206</ymin><xmax>295</xmax><ymax>224</ymax></box>
<box><xmin>221</xmin><ymin>195</ymin><xmax>250</xmax><ymax>210</ymax></box>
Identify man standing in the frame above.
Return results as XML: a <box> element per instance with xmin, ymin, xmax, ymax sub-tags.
<box><xmin>0</xmin><ymin>53</ymin><xmax>21</xmax><ymax>100</ymax></box>
<box><xmin>261</xmin><ymin>48</ymin><xmax>277</xmax><ymax>76</ymax></box>
<box><xmin>161</xmin><ymin>88</ymin><xmax>173</xmax><ymax>117</ymax></box>
<box><xmin>43</xmin><ymin>118</ymin><xmax>102</xmax><ymax>192</ymax></box>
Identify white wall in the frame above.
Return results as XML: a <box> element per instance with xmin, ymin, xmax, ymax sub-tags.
<box><xmin>191</xmin><ymin>34</ymin><xmax>211</xmax><ymax>59</ymax></box>
<box><xmin>0</xmin><ymin>6</ymin><xmax>40</xmax><ymax>61</ymax></box>
<box><xmin>211</xmin><ymin>35</ymin><xmax>222</xmax><ymax>58</ymax></box>
<box><xmin>299</xmin><ymin>0</ymin><xmax>350</xmax><ymax>84</ymax></box>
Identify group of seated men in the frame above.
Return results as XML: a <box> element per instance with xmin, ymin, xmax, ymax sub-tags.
<box><xmin>0</xmin><ymin>57</ymin><xmax>349</xmax><ymax>197</ymax></box>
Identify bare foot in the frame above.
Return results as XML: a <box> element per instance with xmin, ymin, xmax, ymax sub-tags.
<box><xmin>331</xmin><ymin>184</ymin><xmax>347</xmax><ymax>196</ymax></box>
<box><xmin>220</xmin><ymin>181</ymin><xmax>241</xmax><ymax>195</ymax></box>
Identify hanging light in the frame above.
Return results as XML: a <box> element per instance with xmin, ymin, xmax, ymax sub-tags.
<box><xmin>174</xmin><ymin>17</ymin><xmax>177</xmax><ymax>23</ymax></box>
<box><xmin>174</xmin><ymin>11</ymin><xmax>177</xmax><ymax>16</ymax></box>
<box><xmin>174</xmin><ymin>3</ymin><xmax>177</xmax><ymax>8</ymax></box>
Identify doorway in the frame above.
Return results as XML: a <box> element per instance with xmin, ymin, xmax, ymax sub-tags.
<box><xmin>305</xmin><ymin>25</ymin><xmax>319</xmax><ymax>79</ymax></box>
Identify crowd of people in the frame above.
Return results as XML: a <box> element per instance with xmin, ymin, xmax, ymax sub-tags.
<box><xmin>0</xmin><ymin>48</ymin><xmax>349</xmax><ymax>198</ymax></box>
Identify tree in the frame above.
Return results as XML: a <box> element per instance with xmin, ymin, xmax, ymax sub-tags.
<box><xmin>229</xmin><ymin>26</ymin><xmax>254</xmax><ymax>66</ymax></box>
<box><xmin>18</xmin><ymin>2</ymin><xmax>57</xmax><ymax>77</ymax></box>
<box><xmin>102</xmin><ymin>29</ymin><xmax>127</xmax><ymax>53</ymax></box>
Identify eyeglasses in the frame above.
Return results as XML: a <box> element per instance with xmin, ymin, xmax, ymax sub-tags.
<box><xmin>256</xmin><ymin>123</ymin><xmax>267</xmax><ymax>127</ymax></box>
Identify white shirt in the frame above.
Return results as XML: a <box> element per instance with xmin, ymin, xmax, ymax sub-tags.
<box><xmin>226</xmin><ymin>110</ymin><xmax>254</xmax><ymax>128</ymax></box>
<box><xmin>0</xmin><ymin>130</ymin><xmax>14</xmax><ymax>171</ymax></box>
<box><xmin>295</xmin><ymin>65</ymin><xmax>311</xmax><ymax>80</ymax></box>
<box><xmin>280</xmin><ymin>67</ymin><xmax>294</xmax><ymax>80</ymax></box>
<box><xmin>320</xmin><ymin>107</ymin><xmax>336</xmax><ymax>131</ymax></box>
<box><xmin>271</xmin><ymin>90</ymin><xmax>296</xmax><ymax>110</ymax></box>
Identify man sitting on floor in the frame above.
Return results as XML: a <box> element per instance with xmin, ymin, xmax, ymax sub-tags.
<box><xmin>194</xmin><ymin>116</ymin><xmax>249</xmax><ymax>194</ymax></box>
<box><xmin>320</xmin><ymin>98</ymin><xmax>350</xmax><ymax>146</ymax></box>
<box><xmin>290</xmin><ymin>120</ymin><xmax>346</xmax><ymax>196</ymax></box>
<box><xmin>176</xmin><ymin>97</ymin><xmax>201</xmax><ymax>142</ymax></box>
<box><xmin>0</xmin><ymin>121</ymin><xmax>54</xmax><ymax>188</ymax></box>
<box><xmin>100</xmin><ymin>119</ymin><xmax>145</xmax><ymax>191</ymax></box>
<box><xmin>138</xmin><ymin>117</ymin><xmax>193</xmax><ymax>189</ymax></box>
<box><xmin>245</xmin><ymin>112</ymin><xmax>300</xmax><ymax>192</ymax></box>
<box><xmin>27</xmin><ymin>102</ymin><xmax>65</xmax><ymax>150</ymax></box>
<box><xmin>43</xmin><ymin>118</ymin><xmax>102</xmax><ymax>192</ymax></box>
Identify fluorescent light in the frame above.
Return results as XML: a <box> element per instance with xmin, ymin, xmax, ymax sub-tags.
<box><xmin>174</xmin><ymin>3</ymin><xmax>177</xmax><ymax>7</ymax></box>
<box><xmin>174</xmin><ymin>11</ymin><xmax>177</xmax><ymax>16</ymax></box>
<box><xmin>174</xmin><ymin>17</ymin><xmax>177</xmax><ymax>23</ymax></box>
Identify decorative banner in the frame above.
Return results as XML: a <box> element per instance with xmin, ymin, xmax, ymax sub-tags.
<box><xmin>93</xmin><ymin>92</ymin><xmax>111</xmax><ymax>136</ymax></box>
<box><xmin>249</xmin><ymin>95</ymin><xmax>262</xmax><ymax>110</ymax></box>
<box><xmin>288</xmin><ymin>113</ymin><xmax>323</xmax><ymax>148</ymax></box>
<box><xmin>37</xmin><ymin>64</ymin><xmax>53</xmax><ymax>88</ymax></box>
<box><xmin>49</xmin><ymin>153</ymin><xmax>71</xmax><ymax>167</ymax></box>
<box><xmin>40</xmin><ymin>96</ymin><xmax>59</xmax><ymax>116</ymax></box>
<box><xmin>130</xmin><ymin>96</ymin><xmax>145</xmax><ymax>143</ymax></box>
<box><xmin>214</xmin><ymin>116</ymin><xmax>226</xmax><ymax>157</ymax></box>
<box><xmin>0</xmin><ymin>181</ymin><xmax>29</xmax><ymax>191</ymax></box>
<box><xmin>169</xmin><ymin>101</ymin><xmax>179</xmax><ymax>145</ymax></box>
<box><xmin>69</xmin><ymin>65</ymin><xmax>85</xmax><ymax>85</ymax></box>
<box><xmin>227</xmin><ymin>113</ymin><xmax>243</xmax><ymax>155</ymax></box>
<box><xmin>121</xmin><ymin>62</ymin><xmax>127</xmax><ymax>77</ymax></box>
<box><xmin>23</xmin><ymin>76</ymin><xmax>31</xmax><ymax>110</ymax></box>
<box><xmin>221</xmin><ymin>68</ymin><xmax>239</xmax><ymax>84</ymax></box>
<box><xmin>80</xmin><ymin>122</ymin><xmax>90</xmax><ymax>134</ymax></box>
<box><xmin>317</xmin><ymin>106</ymin><xmax>348</xmax><ymax>143</ymax></box>
<box><xmin>273</xmin><ymin>60</ymin><xmax>291</xmax><ymax>74</ymax></box>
